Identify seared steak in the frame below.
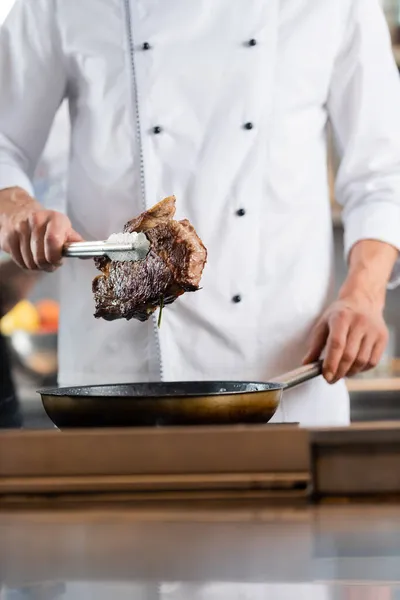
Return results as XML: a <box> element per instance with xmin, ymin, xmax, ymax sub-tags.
<box><xmin>92</xmin><ymin>196</ymin><xmax>207</xmax><ymax>321</ymax></box>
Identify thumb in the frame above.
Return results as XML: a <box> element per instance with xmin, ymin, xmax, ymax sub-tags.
<box><xmin>302</xmin><ymin>320</ymin><xmax>329</xmax><ymax>365</ymax></box>
<box><xmin>65</xmin><ymin>228</ymin><xmax>88</xmax><ymax>260</ymax></box>
<box><xmin>66</xmin><ymin>228</ymin><xmax>84</xmax><ymax>243</ymax></box>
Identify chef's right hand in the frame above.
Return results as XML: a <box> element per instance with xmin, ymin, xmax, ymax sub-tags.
<box><xmin>0</xmin><ymin>187</ymin><xmax>83</xmax><ymax>272</ymax></box>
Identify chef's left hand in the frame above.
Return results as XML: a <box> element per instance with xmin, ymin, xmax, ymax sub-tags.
<box><xmin>303</xmin><ymin>240</ymin><xmax>398</xmax><ymax>384</ymax></box>
<box><xmin>302</xmin><ymin>292</ymin><xmax>388</xmax><ymax>384</ymax></box>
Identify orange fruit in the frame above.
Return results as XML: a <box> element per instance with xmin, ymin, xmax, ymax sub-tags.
<box><xmin>0</xmin><ymin>301</ymin><xmax>40</xmax><ymax>335</ymax></box>
<box><xmin>36</xmin><ymin>299</ymin><xmax>59</xmax><ymax>331</ymax></box>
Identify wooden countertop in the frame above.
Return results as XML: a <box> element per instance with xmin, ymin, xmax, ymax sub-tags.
<box><xmin>345</xmin><ymin>358</ymin><xmax>400</xmax><ymax>393</ymax></box>
<box><xmin>346</xmin><ymin>378</ymin><xmax>400</xmax><ymax>393</ymax></box>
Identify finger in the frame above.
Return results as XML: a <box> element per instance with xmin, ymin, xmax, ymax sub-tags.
<box><xmin>333</xmin><ymin>324</ymin><xmax>366</xmax><ymax>383</ymax></box>
<box><xmin>17</xmin><ymin>220</ymin><xmax>37</xmax><ymax>270</ymax></box>
<box><xmin>57</xmin><ymin>227</ymin><xmax>85</xmax><ymax>264</ymax></box>
<box><xmin>5</xmin><ymin>231</ymin><xmax>25</xmax><ymax>269</ymax></box>
<box><xmin>43</xmin><ymin>214</ymin><xmax>72</xmax><ymax>265</ymax></box>
<box><xmin>29</xmin><ymin>213</ymin><xmax>55</xmax><ymax>272</ymax></box>
<box><xmin>66</xmin><ymin>228</ymin><xmax>84</xmax><ymax>243</ymax></box>
<box><xmin>368</xmin><ymin>337</ymin><xmax>388</xmax><ymax>372</ymax></box>
<box><xmin>347</xmin><ymin>335</ymin><xmax>373</xmax><ymax>377</ymax></box>
<box><xmin>302</xmin><ymin>320</ymin><xmax>329</xmax><ymax>364</ymax></box>
<box><xmin>323</xmin><ymin>313</ymin><xmax>351</xmax><ymax>383</ymax></box>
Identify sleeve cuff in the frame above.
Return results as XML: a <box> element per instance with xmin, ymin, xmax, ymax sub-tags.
<box><xmin>343</xmin><ymin>200</ymin><xmax>400</xmax><ymax>290</ymax></box>
<box><xmin>0</xmin><ymin>163</ymin><xmax>34</xmax><ymax>197</ymax></box>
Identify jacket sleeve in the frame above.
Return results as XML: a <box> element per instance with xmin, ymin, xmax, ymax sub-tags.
<box><xmin>328</xmin><ymin>0</ymin><xmax>400</xmax><ymax>288</ymax></box>
<box><xmin>0</xmin><ymin>0</ymin><xmax>67</xmax><ymax>197</ymax></box>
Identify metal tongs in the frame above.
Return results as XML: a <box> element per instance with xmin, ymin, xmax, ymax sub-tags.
<box><xmin>63</xmin><ymin>234</ymin><xmax>150</xmax><ymax>261</ymax></box>
<box><xmin>63</xmin><ymin>241</ymin><xmax>139</xmax><ymax>258</ymax></box>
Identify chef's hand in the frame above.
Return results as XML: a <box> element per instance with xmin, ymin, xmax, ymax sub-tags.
<box><xmin>303</xmin><ymin>240</ymin><xmax>398</xmax><ymax>384</ymax></box>
<box><xmin>303</xmin><ymin>294</ymin><xmax>388</xmax><ymax>383</ymax></box>
<box><xmin>0</xmin><ymin>187</ymin><xmax>82</xmax><ymax>272</ymax></box>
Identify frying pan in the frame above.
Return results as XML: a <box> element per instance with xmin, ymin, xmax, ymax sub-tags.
<box><xmin>37</xmin><ymin>361</ymin><xmax>323</xmax><ymax>428</ymax></box>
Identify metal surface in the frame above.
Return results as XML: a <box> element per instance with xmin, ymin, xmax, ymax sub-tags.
<box><xmin>271</xmin><ymin>362</ymin><xmax>324</xmax><ymax>390</ymax></box>
<box><xmin>63</xmin><ymin>240</ymin><xmax>136</xmax><ymax>257</ymax></box>
<box><xmin>4</xmin><ymin>385</ymin><xmax>391</xmax><ymax>432</ymax></box>
<box><xmin>38</xmin><ymin>362</ymin><xmax>323</xmax><ymax>428</ymax></box>
<box><xmin>0</xmin><ymin>504</ymin><xmax>400</xmax><ymax>595</ymax></box>
<box><xmin>63</xmin><ymin>237</ymin><xmax>150</xmax><ymax>260</ymax></box>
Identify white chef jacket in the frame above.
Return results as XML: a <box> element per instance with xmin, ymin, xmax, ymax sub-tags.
<box><xmin>1</xmin><ymin>0</ymin><xmax>400</xmax><ymax>426</ymax></box>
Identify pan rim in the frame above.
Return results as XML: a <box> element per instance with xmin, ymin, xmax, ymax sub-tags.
<box><xmin>37</xmin><ymin>380</ymin><xmax>283</xmax><ymax>398</ymax></box>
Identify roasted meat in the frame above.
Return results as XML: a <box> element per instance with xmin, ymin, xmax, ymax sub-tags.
<box><xmin>92</xmin><ymin>196</ymin><xmax>207</xmax><ymax>322</ymax></box>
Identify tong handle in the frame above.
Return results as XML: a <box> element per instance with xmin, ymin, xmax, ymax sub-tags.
<box><xmin>63</xmin><ymin>241</ymin><xmax>136</xmax><ymax>258</ymax></box>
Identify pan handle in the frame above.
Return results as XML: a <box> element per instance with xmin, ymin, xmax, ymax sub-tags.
<box><xmin>270</xmin><ymin>360</ymin><xmax>323</xmax><ymax>391</ymax></box>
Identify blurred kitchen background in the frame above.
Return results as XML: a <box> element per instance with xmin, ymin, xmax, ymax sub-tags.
<box><xmin>2</xmin><ymin>0</ymin><xmax>400</xmax><ymax>417</ymax></box>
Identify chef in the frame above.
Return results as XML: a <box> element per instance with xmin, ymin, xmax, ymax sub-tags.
<box><xmin>0</xmin><ymin>0</ymin><xmax>399</xmax><ymax>426</ymax></box>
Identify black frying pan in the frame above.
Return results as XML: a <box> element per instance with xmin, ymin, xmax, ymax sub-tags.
<box><xmin>37</xmin><ymin>361</ymin><xmax>323</xmax><ymax>428</ymax></box>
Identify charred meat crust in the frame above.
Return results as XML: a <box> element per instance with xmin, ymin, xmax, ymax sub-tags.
<box><xmin>92</xmin><ymin>196</ymin><xmax>207</xmax><ymax>322</ymax></box>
